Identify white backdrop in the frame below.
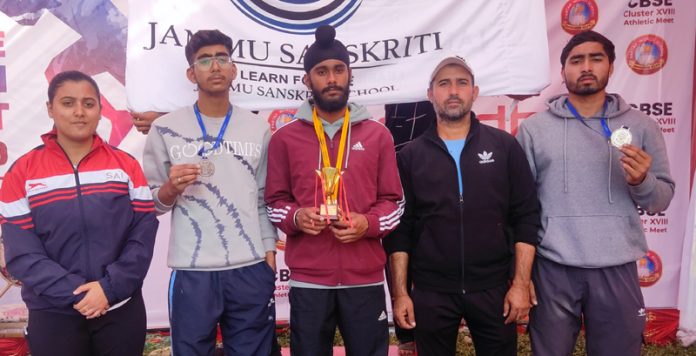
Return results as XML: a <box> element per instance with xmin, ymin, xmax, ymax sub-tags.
<box><xmin>125</xmin><ymin>0</ymin><xmax>550</xmax><ymax>111</ymax></box>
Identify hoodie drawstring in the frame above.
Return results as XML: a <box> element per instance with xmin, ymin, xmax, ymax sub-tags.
<box><xmin>607</xmin><ymin>143</ymin><xmax>614</xmax><ymax>204</ymax></box>
<box><xmin>563</xmin><ymin>117</ymin><xmax>568</xmax><ymax>193</ymax></box>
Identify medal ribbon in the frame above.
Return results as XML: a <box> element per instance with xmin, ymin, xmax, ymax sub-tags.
<box><xmin>566</xmin><ymin>99</ymin><xmax>611</xmax><ymax>139</ymax></box>
<box><xmin>194</xmin><ymin>102</ymin><xmax>233</xmax><ymax>157</ymax></box>
<box><xmin>312</xmin><ymin>107</ymin><xmax>350</xmax><ymax>179</ymax></box>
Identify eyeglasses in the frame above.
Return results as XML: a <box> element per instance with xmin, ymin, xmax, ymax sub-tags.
<box><xmin>192</xmin><ymin>56</ymin><xmax>233</xmax><ymax>70</ymax></box>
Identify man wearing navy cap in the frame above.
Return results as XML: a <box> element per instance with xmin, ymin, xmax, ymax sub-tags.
<box><xmin>265</xmin><ymin>25</ymin><xmax>404</xmax><ymax>356</ymax></box>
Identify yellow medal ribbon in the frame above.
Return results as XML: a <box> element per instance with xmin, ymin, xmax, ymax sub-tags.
<box><xmin>312</xmin><ymin>107</ymin><xmax>351</xmax><ymax>200</ymax></box>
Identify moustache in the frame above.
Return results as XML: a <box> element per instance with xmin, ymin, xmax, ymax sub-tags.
<box><xmin>446</xmin><ymin>96</ymin><xmax>463</xmax><ymax>104</ymax></box>
<box><xmin>322</xmin><ymin>86</ymin><xmax>345</xmax><ymax>94</ymax></box>
<box><xmin>578</xmin><ymin>74</ymin><xmax>597</xmax><ymax>82</ymax></box>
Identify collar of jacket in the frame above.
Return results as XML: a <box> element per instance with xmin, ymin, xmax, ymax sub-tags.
<box><xmin>422</xmin><ymin>111</ymin><xmax>481</xmax><ymax>149</ymax></box>
<box><xmin>41</xmin><ymin>128</ymin><xmax>106</xmax><ymax>153</ymax></box>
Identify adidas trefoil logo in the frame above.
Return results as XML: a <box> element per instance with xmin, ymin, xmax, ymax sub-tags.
<box><xmin>351</xmin><ymin>141</ymin><xmax>365</xmax><ymax>151</ymax></box>
<box><xmin>378</xmin><ymin>310</ymin><xmax>387</xmax><ymax>321</ymax></box>
<box><xmin>478</xmin><ymin>150</ymin><xmax>495</xmax><ymax>164</ymax></box>
<box><xmin>638</xmin><ymin>308</ymin><xmax>646</xmax><ymax>317</ymax></box>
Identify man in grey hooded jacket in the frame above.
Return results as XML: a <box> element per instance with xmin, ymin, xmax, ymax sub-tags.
<box><xmin>516</xmin><ymin>31</ymin><xmax>674</xmax><ymax>356</ymax></box>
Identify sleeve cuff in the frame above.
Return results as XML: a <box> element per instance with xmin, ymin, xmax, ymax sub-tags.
<box><xmin>514</xmin><ymin>225</ymin><xmax>540</xmax><ymax>246</ymax></box>
<box><xmin>383</xmin><ymin>230</ymin><xmax>412</xmax><ymax>254</ymax></box>
<box><xmin>365</xmin><ymin>214</ymin><xmax>381</xmax><ymax>239</ymax></box>
<box><xmin>287</xmin><ymin>206</ymin><xmax>302</xmax><ymax>233</ymax></box>
<box><xmin>98</xmin><ymin>277</ymin><xmax>118</xmax><ymax>305</ymax></box>
<box><xmin>628</xmin><ymin>173</ymin><xmax>657</xmax><ymax>200</ymax></box>
<box><xmin>262</xmin><ymin>236</ymin><xmax>277</xmax><ymax>252</ymax></box>
<box><xmin>152</xmin><ymin>187</ymin><xmax>175</xmax><ymax>214</ymax></box>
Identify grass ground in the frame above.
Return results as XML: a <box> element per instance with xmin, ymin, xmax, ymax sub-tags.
<box><xmin>143</xmin><ymin>328</ymin><xmax>696</xmax><ymax>355</ymax></box>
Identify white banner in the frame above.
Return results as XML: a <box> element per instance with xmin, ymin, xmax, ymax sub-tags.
<box><xmin>125</xmin><ymin>0</ymin><xmax>550</xmax><ymax>112</ymax></box>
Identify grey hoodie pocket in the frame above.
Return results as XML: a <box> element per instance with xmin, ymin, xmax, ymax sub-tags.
<box><xmin>542</xmin><ymin>214</ymin><xmax>644</xmax><ymax>267</ymax></box>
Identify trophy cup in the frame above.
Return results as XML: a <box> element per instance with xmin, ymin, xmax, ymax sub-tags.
<box><xmin>317</xmin><ymin>167</ymin><xmax>341</xmax><ymax>220</ymax></box>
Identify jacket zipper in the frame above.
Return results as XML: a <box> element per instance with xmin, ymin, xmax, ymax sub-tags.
<box><xmin>459</xmin><ymin>193</ymin><xmax>466</xmax><ymax>295</ymax></box>
<box><xmin>57</xmin><ymin>146</ymin><xmax>96</xmax><ymax>281</ymax></box>
<box><xmin>424</xmin><ymin>121</ymin><xmax>477</xmax><ymax>294</ymax></box>
<box><xmin>458</xmin><ymin>143</ymin><xmax>467</xmax><ymax>295</ymax></box>
<box><xmin>432</xmin><ymin>137</ymin><xmax>467</xmax><ymax>294</ymax></box>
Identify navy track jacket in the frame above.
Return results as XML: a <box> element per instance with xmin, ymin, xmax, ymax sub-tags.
<box><xmin>0</xmin><ymin>131</ymin><xmax>158</xmax><ymax>314</ymax></box>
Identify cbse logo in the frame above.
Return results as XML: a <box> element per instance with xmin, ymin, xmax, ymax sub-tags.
<box><xmin>561</xmin><ymin>0</ymin><xmax>599</xmax><ymax>34</ymax></box>
<box><xmin>638</xmin><ymin>250</ymin><xmax>662</xmax><ymax>287</ymax></box>
<box><xmin>626</xmin><ymin>34</ymin><xmax>668</xmax><ymax>75</ymax></box>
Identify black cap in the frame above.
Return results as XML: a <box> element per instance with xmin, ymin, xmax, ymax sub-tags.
<box><xmin>303</xmin><ymin>25</ymin><xmax>350</xmax><ymax>73</ymax></box>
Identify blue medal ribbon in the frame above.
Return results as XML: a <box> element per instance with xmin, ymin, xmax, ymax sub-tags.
<box><xmin>566</xmin><ymin>99</ymin><xmax>611</xmax><ymax>139</ymax></box>
<box><xmin>194</xmin><ymin>102</ymin><xmax>232</xmax><ymax>158</ymax></box>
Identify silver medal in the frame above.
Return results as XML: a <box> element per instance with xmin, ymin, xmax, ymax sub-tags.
<box><xmin>199</xmin><ymin>158</ymin><xmax>215</xmax><ymax>177</ymax></box>
<box><xmin>610</xmin><ymin>126</ymin><xmax>632</xmax><ymax>148</ymax></box>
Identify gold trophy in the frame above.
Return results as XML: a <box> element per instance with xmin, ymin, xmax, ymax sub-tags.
<box><xmin>312</xmin><ymin>106</ymin><xmax>351</xmax><ymax>221</ymax></box>
<box><xmin>317</xmin><ymin>167</ymin><xmax>341</xmax><ymax>220</ymax></box>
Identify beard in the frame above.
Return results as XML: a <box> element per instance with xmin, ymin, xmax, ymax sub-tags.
<box><xmin>312</xmin><ymin>85</ymin><xmax>350</xmax><ymax>113</ymax></box>
<box><xmin>565</xmin><ymin>73</ymin><xmax>609</xmax><ymax>96</ymax></box>
<box><xmin>434</xmin><ymin>96</ymin><xmax>470</xmax><ymax>122</ymax></box>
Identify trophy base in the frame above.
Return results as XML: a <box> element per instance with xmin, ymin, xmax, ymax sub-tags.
<box><xmin>319</xmin><ymin>204</ymin><xmax>339</xmax><ymax>220</ymax></box>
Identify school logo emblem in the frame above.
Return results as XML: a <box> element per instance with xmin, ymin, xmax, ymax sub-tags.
<box><xmin>561</xmin><ymin>0</ymin><xmax>598</xmax><ymax>34</ymax></box>
<box><xmin>267</xmin><ymin>109</ymin><xmax>298</xmax><ymax>133</ymax></box>
<box><xmin>638</xmin><ymin>250</ymin><xmax>662</xmax><ymax>287</ymax></box>
<box><xmin>626</xmin><ymin>35</ymin><xmax>668</xmax><ymax>75</ymax></box>
<box><xmin>230</xmin><ymin>0</ymin><xmax>363</xmax><ymax>35</ymax></box>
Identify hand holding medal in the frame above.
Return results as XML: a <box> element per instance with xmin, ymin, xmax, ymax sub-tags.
<box><xmin>608</xmin><ymin>125</ymin><xmax>647</xmax><ymax>185</ymax></box>
<box><xmin>607</xmin><ymin>121</ymin><xmax>649</xmax><ymax>186</ymax></box>
<box><xmin>565</xmin><ymin>99</ymin><xmax>649</xmax><ymax>185</ymax></box>
<box><xmin>619</xmin><ymin>144</ymin><xmax>652</xmax><ymax>186</ymax></box>
<box><xmin>168</xmin><ymin>163</ymin><xmax>202</xmax><ymax>194</ymax></box>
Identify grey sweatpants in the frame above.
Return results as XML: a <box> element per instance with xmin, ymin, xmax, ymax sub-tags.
<box><xmin>529</xmin><ymin>257</ymin><xmax>646</xmax><ymax>356</ymax></box>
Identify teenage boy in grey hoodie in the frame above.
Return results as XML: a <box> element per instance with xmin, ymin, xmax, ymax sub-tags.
<box><xmin>516</xmin><ymin>31</ymin><xmax>674</xmax><ymax>356</ymax></box>
<box><xmin>143</xmin><ymin>30</ymin><xmax>277</xmax><ymax>355</ymax></box>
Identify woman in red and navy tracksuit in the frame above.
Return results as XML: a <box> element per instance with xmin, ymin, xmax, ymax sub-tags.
<box><xmin>0</xmin><ymin>71</ymin><xmax>158</xmax><ymax>356</ymax></box>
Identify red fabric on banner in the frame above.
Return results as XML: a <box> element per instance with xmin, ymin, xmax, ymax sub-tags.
<box><xmin>644</xmin><ymin>308</ymin><xmax>679</xmax><ymax>345</ymax></box>
<box><xmin>0</xmin><ymin>338</ymin><xmax>28</xmax><ymax>356</ymax></box>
